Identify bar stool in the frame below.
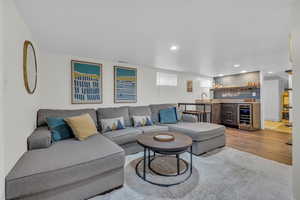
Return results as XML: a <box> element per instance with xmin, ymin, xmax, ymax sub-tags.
<box><xmin>202</xmin><ymin>111</ymin><xmax>211</xmax><ymax>123</ymax></box>
<box><xmin>197</xmin><ymin>104</ymin><xmax>211</xmax><ymax>123</ymax></box>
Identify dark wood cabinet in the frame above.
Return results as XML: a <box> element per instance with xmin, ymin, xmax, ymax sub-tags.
<box><xmin>221</xmin><ymin>103</ymin><xmax>238</xmax><ymax>126</ymax></box>
<box><xmin>208</xmin><ymin>102</ymin><xmax>260</xmax><ymax>129</ymax></box>
<box><xmin>212</xmin><ymin>103</ymin><xmax>221</xmax><ymax>124</ymax></box>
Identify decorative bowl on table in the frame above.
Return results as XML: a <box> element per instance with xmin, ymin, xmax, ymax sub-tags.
<box><xmin>153</xmin><ymin>133</ymin><xmax>175</xmax><ymax>142</ymax></box>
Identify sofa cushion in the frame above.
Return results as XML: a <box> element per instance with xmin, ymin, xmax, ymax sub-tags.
<box><xmin>181</xmin><ymin>114</ymin><xmax>197</xmax><ymax>123</ymax></box>
<box><xmin>5</xmin><ymin>134</ymin><xmax>125</xmax><ymax>200</ymax></box>
<box><xmin>132</xmin><ymin>115</ymin><xmax>153</xmax><ymax>127</ymax></box>
<box><xmin>128</xmin><ymin>106</ymin><xmax>152</xmax><ymax>119</ymax></box>
<box><xmin>136</xmin><ymin>125</ymin><xmax>169</xmax><ymax>134</ymax></box>
<box><xmin>37</xmin><ymin>109</ymin><xmax>97</xmax><ymax>127</ymax></box>
<box><xmin>46</xmin><ymin>117</ymin><xmax>74</xmax><ymax>142</ymax></box>
<box><xmin>167</xmin><ymin>122</ymin><xmax>225</xmax><ymax>141</ymax></box>
<box><xmin>103</xmin><ymin>128</ymin><xmax>143</xmax><ymax>145</ymax></box>
<box><xmin>97</xmin><ymin>107</ymin><xmax>131</xmax><ymax>127</ymax></box>
<box><xmin>101</xmin><ymin>117</ymin><xmax>126</xmax><ymax>132</ymax></box>
<box><xmin>149</xmin><ymin>104</ymin><xmax>177</xmax><ymax>123</ymax></box>
<box><xmin>159</xmin><ymin>107</ymin><xmax>177</xmax><ymax>124</ymax></box>
<box><xmin>27</xmin><ymin>127</ymin><xmax>52</xmax><ymax>150</ymax></box>
<box><xmin>65</xmin><ymin>114</ymin><xmax>98</xmax><ymax>141</ymax></box>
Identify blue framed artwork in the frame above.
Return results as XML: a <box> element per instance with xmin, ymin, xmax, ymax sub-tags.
<box><xmin>71</xmin><ymin>60</ymin><xmax>102</xmax><ymax>104</ymax></box>
<box><xmin>114</xmin><ymin>66</ymin><xmax>137</xmax><ymax>103</ymax></box>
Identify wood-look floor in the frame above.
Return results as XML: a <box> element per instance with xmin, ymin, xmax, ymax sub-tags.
<box><xmin>225</xmin><ymin>128</ymin><xmax>292</xmax><ymax>165</ymax></box>
<box><xmin>264</xmin><ymin>120</ymin><xmax>292</xmax><ymax>134</ymax></box>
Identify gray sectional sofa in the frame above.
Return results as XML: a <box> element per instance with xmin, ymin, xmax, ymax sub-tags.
<box><xmin>5</xmin><ymin>104</ymin><xmax>225</xmax><ymax>200</ymax></box>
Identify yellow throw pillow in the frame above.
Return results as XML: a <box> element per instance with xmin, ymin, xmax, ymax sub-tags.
<box><xmin>64</xmin><ymin>114</ymin><xmax>97</xmax><ymax>141</ymax></box>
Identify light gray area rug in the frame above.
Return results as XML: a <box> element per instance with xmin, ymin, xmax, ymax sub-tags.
<box><xmin>91</xmin><ymin>147</ymin><xmax>292</xmax><ymax>200</ymax></box>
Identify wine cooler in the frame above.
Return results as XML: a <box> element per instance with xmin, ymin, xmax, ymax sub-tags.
<box><xmin>238</xmin><ymin>104</ymin><xmax>253</xmax><ymax>130</ymax></box>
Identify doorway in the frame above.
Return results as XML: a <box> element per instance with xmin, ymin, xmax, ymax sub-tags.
<box><xmin>263</xmin><ymin>71</ymin><xmax>292</xmax><ymax>135</ymax></box>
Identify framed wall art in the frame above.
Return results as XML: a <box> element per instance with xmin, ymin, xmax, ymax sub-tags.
<box><xmin>71</xmin><ymin>60</ymin><xmax>102</xmax><ymax>104</ymax></box>
<box><xmin>187</xmin><ymin>80</ymin><xmax>193</xmax><ymax>92</ymax></box>
<box><xmin>114</xmin><ymin>66</ymin><xmax>137</xmax><ymax>103</ymax></box>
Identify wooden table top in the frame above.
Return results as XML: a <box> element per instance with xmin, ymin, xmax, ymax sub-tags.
<box><xmin>137</xmin><ymin>132</ymin><xmax>192</xmax><ymax>152</ymax></box>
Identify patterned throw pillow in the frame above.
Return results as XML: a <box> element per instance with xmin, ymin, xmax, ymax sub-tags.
<box><xmin>175</xmin><ymin>107</ymin><xmax>183</xmax><ymax>121</ymax></box>
<box><xmin>46</xmin><ymin>117</ymin><xmax>74</xmax><ymax>142</ymax></box>
<box><xmin>101</xmin><ymin>117</ymin><xmax>125</xmax><ymax>133</ymax></box>
<box><xmin>132</xmin><ymin>116</ymin><xmax>153</xmax><ymax>127</ymax></box>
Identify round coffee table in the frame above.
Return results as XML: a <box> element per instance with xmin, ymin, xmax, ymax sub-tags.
<box><xmin>135</xmin><ymin>132</ymin><xmax>193</xmax><ymax>187</ymax></box>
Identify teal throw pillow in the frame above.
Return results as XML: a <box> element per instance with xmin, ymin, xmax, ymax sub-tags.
<box><xmin>46</xmin><ymin>117</ymin><xmax>74</xmax><ymax>142</ymax></box>
<box><xmin>159</xmin><ymin>108</ymin><xmax>177</xmax><ymax>124</ymax></box>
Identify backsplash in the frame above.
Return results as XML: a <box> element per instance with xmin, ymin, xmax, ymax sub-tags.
<box><xmin>213</xmin><ymin>88</ymin><xmax>260</xmax><ymax>99</ymax></box>
<box><xmin>214</xmin><ymin>71</ymin><xmax>260</xmax><ymax>86</ymax></box>
<box><xmin>212</xmin><ymin>71</ymin><xmax>261</xmax><ymax>99</ymax></box>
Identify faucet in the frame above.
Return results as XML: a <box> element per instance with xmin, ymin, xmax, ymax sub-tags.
<box><xmin>201</xmin><ymin>92</ymin><xmax>208</xmax><ymax>100</ymax></box>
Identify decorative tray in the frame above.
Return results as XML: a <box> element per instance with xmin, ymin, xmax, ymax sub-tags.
<box><xmin>153</xmin><ymin>133</ymin><xmax>175</xmax><ymax>142</ymax></box>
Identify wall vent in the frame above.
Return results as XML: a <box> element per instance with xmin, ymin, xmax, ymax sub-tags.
<box><xmin>117</xmin><ymin>60</ymin><xmax>129</xmax><ymax>64</ymax></box>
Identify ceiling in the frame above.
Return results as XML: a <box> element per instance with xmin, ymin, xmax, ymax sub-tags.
<box><xmin>15</xmin><ymin>0</ymin><xmax>291</xmax><ymax>77</ymax></box>
<box><xmin>264</xmin><ymin>71</ymin><xmax>290</xmax><ymax>80</ymax></box>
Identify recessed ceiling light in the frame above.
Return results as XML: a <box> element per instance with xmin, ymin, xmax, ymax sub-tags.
<box><xmin>241</xmin><ymin>70</ymin><xmax>247</xmax><ymax>73</ymax></box>
<box><xmin>218</xmin><ymin>74</ymin><xmax>224</xmax><ymax>77</ymax></box>
<box><xmin>170</xmin><ymin>45</ymin><xmax>179</xmax><ymax>51</ymax></box>
<box><xmin>268</xmin><ymin>71</ymin><xmax>273</xmax><ymax>74</ymax></box>
<box><xmin>233</xmin><ymin>64</ymin><xmax>240</xmax><ymax>68</ymax></box>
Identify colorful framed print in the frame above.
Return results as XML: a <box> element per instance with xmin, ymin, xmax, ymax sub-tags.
<box><xmin>71</xmin><ymin>60</ymin><xmax>102</xmax><ymax>104</ymax></box>
<box><xmin>114</xmin><ymin>66</ymin><xmax>137</xmax><ymax>103</ymax></box>
<box><xmin>187</xmin><ymin>80</ymin><xmax>193</xmax><ymax>92</ymax></box>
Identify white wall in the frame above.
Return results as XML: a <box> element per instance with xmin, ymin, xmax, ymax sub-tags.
<box><xmin>0</xmin><ymin>0</ymin><xmax>5</xmax><ymax>199</ymax></box>
<box><xmin>3</xmin><ymin>0</ymin><xmax>41</xmax><ymax>177</ymax></box>
<box><xmin>263</xmin><ymin>79</ymin><xmax>281</xmax><ymax>121</ymax></box>
<box><xmin>259</xmin><ymin>71</ymin><xmax>265</xmax><ymax>129</ymax></box>
<box><xmin>292</xmin><ymin>0</ymin><xmax>300</xmax><ymax>199</ymax></box>
<box><xmin>39</xmin><ymin>52</ymin><xmax>211</xmax><ymax>109</ymax></box>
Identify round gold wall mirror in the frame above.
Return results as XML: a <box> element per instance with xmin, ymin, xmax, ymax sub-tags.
<box><xmin>23</xmin><ymin>40</ymin><xmax>37</xmax><ymax>94</ymax></box>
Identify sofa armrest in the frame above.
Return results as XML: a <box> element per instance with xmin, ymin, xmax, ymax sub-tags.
<box><xmin>27</xmin><ymin>127</ymin><xmax>52</xmax><ymax>150</ymax></box>
<box><xmin>181</xmin><ymin>114</ymin><xmax>197</xmax><ymax>123</ymax></box>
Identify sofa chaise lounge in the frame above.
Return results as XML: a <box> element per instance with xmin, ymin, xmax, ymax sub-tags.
<box><xmin>5</xmin><ymin>104</ymin><xmax>225</xmax><ymax>200</ymax></box>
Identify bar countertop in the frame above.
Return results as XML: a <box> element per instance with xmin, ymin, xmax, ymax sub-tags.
<box><xmin>195</xmin><ymin>99</ymin><xmax>261</xmax><ymax>104</ymax></box>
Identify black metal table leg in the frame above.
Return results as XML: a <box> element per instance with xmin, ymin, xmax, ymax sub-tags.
<box><xmin>203</xmin><ymin>104</ymin><xmax>206</xmax><ymax>122</ymax></box>
<box><xmin>143</xmin><ymin>147</ymin><xmax>146</xmax><ymax>179</ymax></box>
<box><xmin>176</xmin><ymin>154</ymin><xmax>180</xmax><ymax>175</ymax></box>
<box><xmin>210</xmin><ymin>104</ymin><xmax>212</xmax><ymax>123</ymax></box>
<box><xmin>148</xmin><ymin>148</ymin><xmax>151</xmax><ymax>169</ymax></box>
<box><xmin>190</xmin><ymin>146</ymin><xmax>193</xmax><ymax>173</ymax></box>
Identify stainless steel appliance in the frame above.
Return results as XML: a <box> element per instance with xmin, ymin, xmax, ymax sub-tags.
<box><xmin>238</xmin><ymin>104</ymin><xmax>253</xmax><ymax>130</ymax></box>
